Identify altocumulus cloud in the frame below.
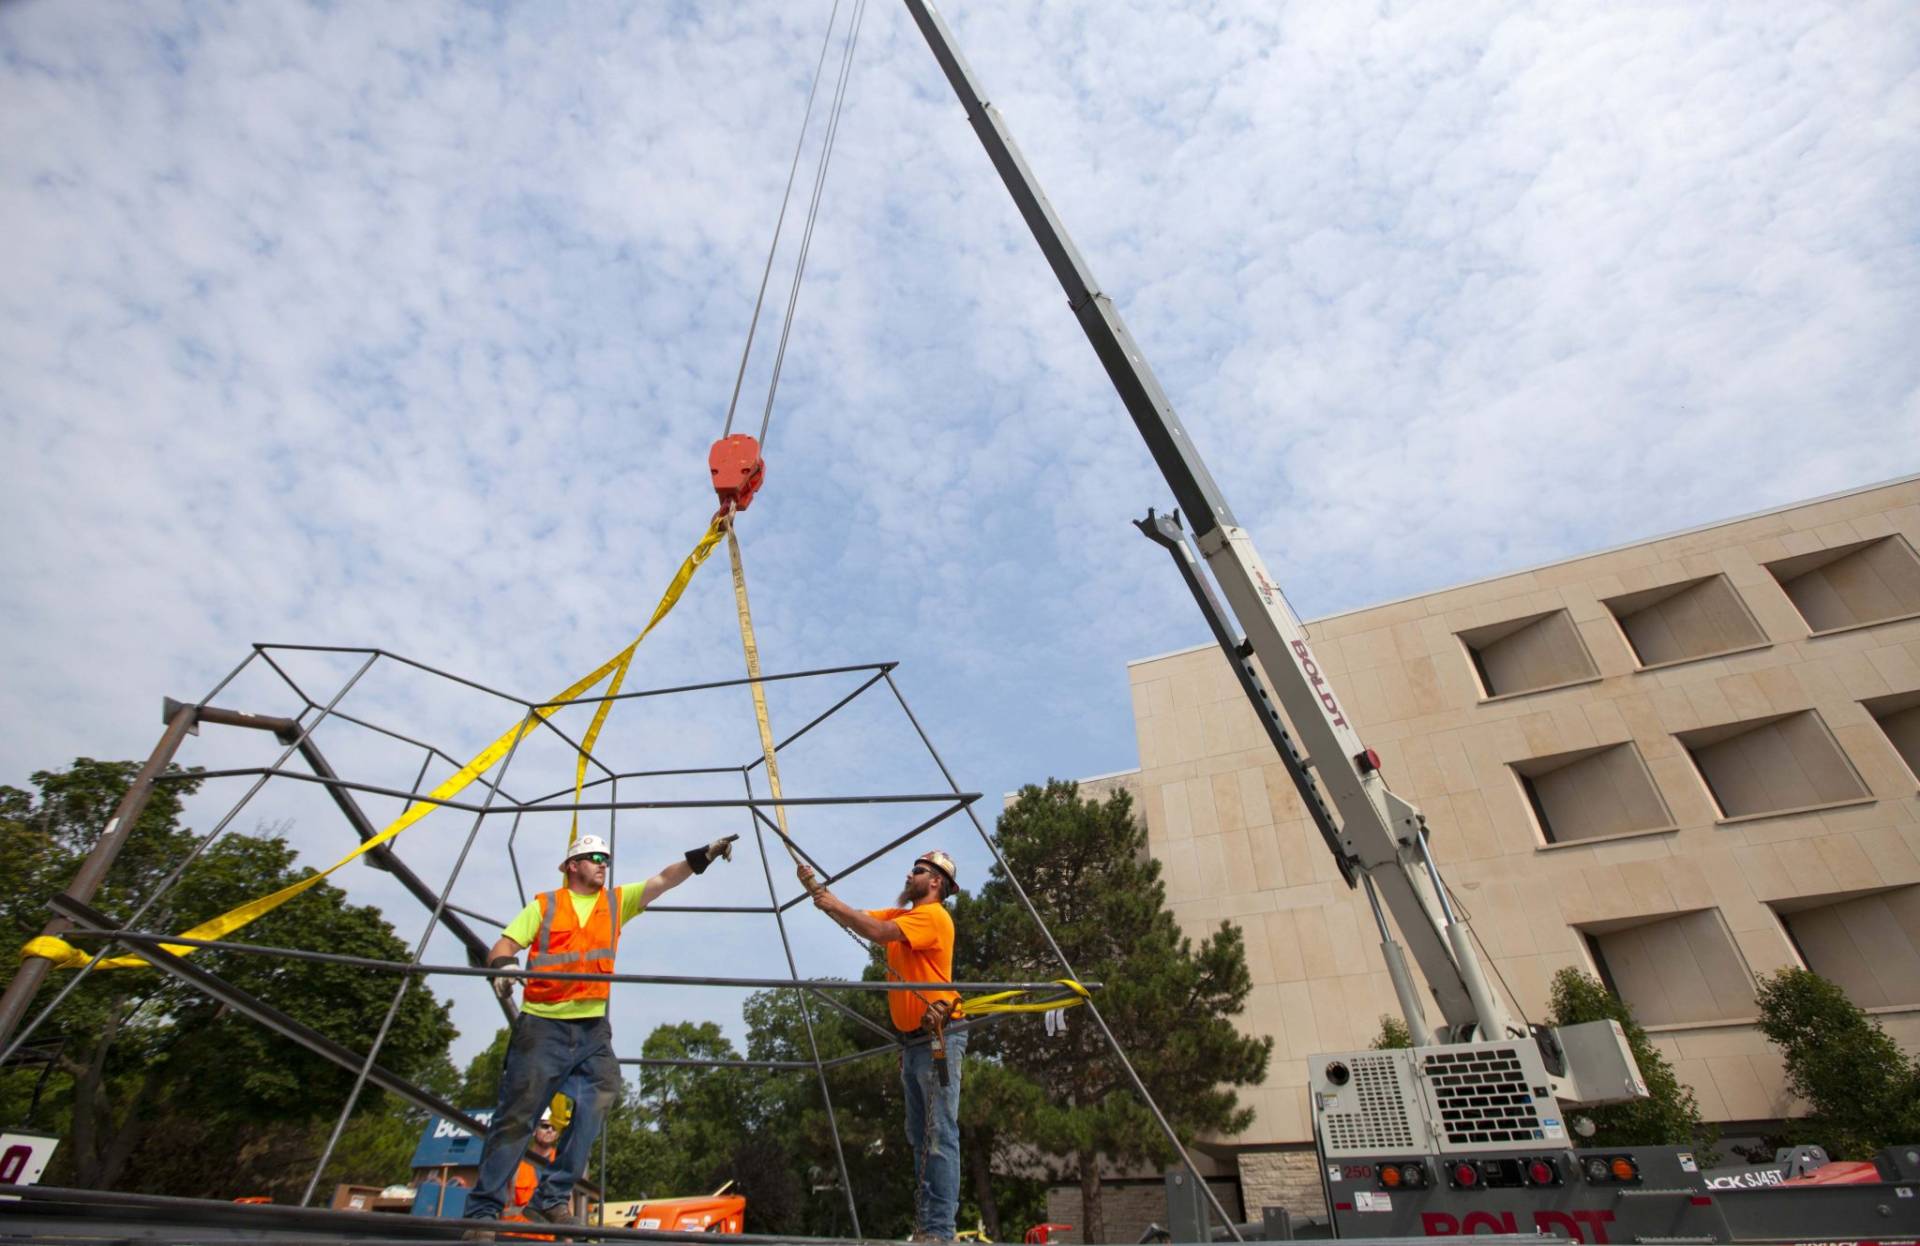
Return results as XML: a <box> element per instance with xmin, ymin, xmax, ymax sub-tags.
<box><xmin>2</xmin><ymin>0</ymin><xmax>1916</xmax><ymax>1060</ymax></box>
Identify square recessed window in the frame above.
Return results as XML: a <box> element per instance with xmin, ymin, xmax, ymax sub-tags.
<box><xmin>1772</xmin><ymin>886</ymin><xmax>1920</xmax><ymax>1009</ymax></box>
<box><xmin>1862</xmin><ymin>690</ymin><xmax>1920</xmax><ymax>786</ymax></box>
<box><xmin>1603</xmin><ymin>574</ymin><xmax>1767</xmax><ymax>669</ymax></box>
<box><xmin>1456</xmin><ymin>609</ymin><xmax>1600</xmax><ymax>700</ymax></box>
<box><xmin>1512</xmin><ymin>742</ymin><xmax>1673</xmax><ymax>845</ymax></box>
<box><xmin>1676</xmin><ymin>710</ymin><xmax>1870</xmax><ymax>821</ymax></box>
<box><xmin>1765</xmin><ymin>535</ymin><xmax>1920</xmax><ymax>634</ymax></box>
<box><xmin>1580</xmin><ymin>909</ymin><xmax>1755</xmax><ymax>1025</ymax></box>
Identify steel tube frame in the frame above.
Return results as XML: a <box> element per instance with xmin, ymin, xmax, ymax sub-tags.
<box><xmin>772</xmin><ymin>801</ymin><xmax>972</xmax><ymax>912</ymax></box>
<box><xmin>301</xmin><ymin>705</ymin><xmax>535</xmax><ymax>1205</ymax></box>
<box><xmin>151</xmin><ymin>765</ymin><xmax>975</xmax><ymax>816</ymax></box>
<box><xmin>744</xmin><ymin>768</ymin><xmax>862</xmax><ymax>1236</ymax></box>
<box><xmin>44</xmin><ymin>923</ymin><xmax>1092</xmax><ymax>994</ymax></box>
<box><xmin>1</xmin><ymin>1182</ymin><xmax>916</xmax><ymax>1245</ymax></box>
<box><xmin>47</xmin><ymin>894</ymin><xmax>483</xmax><ymax>1134</ymax></box>
<box><xmin>0</xmin><ymin>650</ymin><xmax>380</xmax><ymax>1068</ymax></box>
<box><xmin>253</xmin><ymin>642</ymin><xmax>892</xmax><ymax>708</ymax></box>
<box><xmin>180</xmin><ymin>699</ymin><xmax>511</xmax><ymax>1022</ymax></box>
<box><xmin>11</xmin><ymin>638</ymin><xmax>1168</xmax><ymax>1240</ymax></box>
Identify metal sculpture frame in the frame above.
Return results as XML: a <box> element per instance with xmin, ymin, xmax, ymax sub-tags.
<box><xmin>0</xmin><ymin>642</ymin><xmax>1229</xmax><ymax>1239</ymax></box>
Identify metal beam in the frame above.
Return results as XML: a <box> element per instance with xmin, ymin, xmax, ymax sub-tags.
<box><xmin>1136</xmin><ymin>511</ymin><xmax>1353</xmax><ymax>886</ymax></box>
<box><xmin>0</xmin><ymin>1183</ymin><xmax>890</xmax><ymax>1244</ymax></box>
<box><xmin>176</xmin><ymin>699</ymin><xmax>509</xmax><ymax>1020</ymax></box>
<box><xmin>0</xmin><ymin>700</ymin><xmax>198</xmax><ymax>1053</ymax></box>
<box><xmin>48</xmin><ymin>922</ymin><xmax>1096</xmax><ymax>993</ymax></box>
<box><xmin>47</xmin><ymin>894</ymin><xmax>483</xmax><ymax>1135</ymax></box>
<box><xmin>899</xmin><ymin>0</ymin><xmax>1236</xmax><ymax>541</ymax></box>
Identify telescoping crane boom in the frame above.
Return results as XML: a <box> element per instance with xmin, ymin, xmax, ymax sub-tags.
<box><xmin>899</xmin><ymin>0</ymin><xmax>1644</xmax><ymax>1109</ymax></box>
<box><xmin>896</xmin><ymin>18</ymin><xmax>1920</xmax><ymax>1242</ymax></box>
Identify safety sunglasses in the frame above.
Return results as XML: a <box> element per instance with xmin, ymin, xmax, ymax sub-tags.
<box><xmin>535</xmin><ymin>1122</ymin><xmax>559</xmax><ymax>1131</ymax></box>
<box><xmin>910</xmin><ymin>863</ymin><xmax>938</xmax><ymax>876</ymax></box>
<box><xmin>573</xmin><ymin>853</ymin><xmax>610</xmax><ymax>865</ymax></box>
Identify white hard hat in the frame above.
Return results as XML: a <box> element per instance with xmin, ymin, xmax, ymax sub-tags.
<box><xmin>563</xmin><ymin>834</ymin><xmax>612</xmax><ymax>866</ymax></box>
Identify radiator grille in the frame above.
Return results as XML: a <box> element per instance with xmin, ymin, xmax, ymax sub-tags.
<box><xmin>1422</xmin><ymin>1047</ymin><xmax>1544</xmax><ymax>1145</ymax></box>
<box><xmin>1321</xmin><ymin>1054</ymin><xmax>1414</xmax><ymax>1152</ymax></box>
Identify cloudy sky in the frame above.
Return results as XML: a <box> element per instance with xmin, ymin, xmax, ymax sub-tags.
<box><xmin>4</xmin><ymin>0</ymin><xmax>1917</xmax><ymax>1074</ymax></box>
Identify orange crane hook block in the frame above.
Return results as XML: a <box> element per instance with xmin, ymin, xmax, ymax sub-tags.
<box><xmin>709</xmin><ymin>435</ymin><xmax>766</xmax><ymax>515</ymax></box>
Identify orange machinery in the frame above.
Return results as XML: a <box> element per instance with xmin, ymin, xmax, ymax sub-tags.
<box><xmin>607</xmin><ymin>1183</ymin><xmax>746</xmax><ymax>1234</ymax></box>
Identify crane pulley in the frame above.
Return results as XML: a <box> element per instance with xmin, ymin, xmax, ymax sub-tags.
<box><xmin>709</xmin><ymin>434</ymin><xmax>767</xmax><ymax>516</ymax></box>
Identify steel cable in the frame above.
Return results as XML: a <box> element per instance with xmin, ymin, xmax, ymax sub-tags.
<box><xmin>755</xmin><ymin>0</ymin><xmax>869</xmax><ymax>448</ymax></box>
<box><xmin>721</xmin><ymin>0</ymin><xmax>847</xmax><ymax>438</ymax></box>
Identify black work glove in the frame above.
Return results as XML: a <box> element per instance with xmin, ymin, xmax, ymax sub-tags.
<box><xmin>489</xmin><ymin>954</ymin><xmax>518</xmax><ymax>1004</ymax></box>
<box><xmin>923</xmin><ymin>998</ymin><xmax>954</xmax><ymax>1032</ymax></box>
<box><xmin>685</xmin><ymin>834</ymin><xmax>739</xmax><ymax>874</ymax></box>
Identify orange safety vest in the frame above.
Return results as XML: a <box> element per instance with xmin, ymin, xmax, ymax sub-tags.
<box><xmin>502</xmin><ymin>1148</ymin><xmax>558</xmax><ymax>1239</ymax></box>
<box><xmin>524</xmin><ymin>887</ymin><xmax>620</xmax><ymax>1005</ymax></box>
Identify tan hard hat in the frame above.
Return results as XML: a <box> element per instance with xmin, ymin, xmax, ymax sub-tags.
<box><xmin>916</xmin><ymin>850</ymin><xmax>958</xmax><ymax>897</ymax></box>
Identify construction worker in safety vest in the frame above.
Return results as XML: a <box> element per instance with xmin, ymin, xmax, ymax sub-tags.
<box><xmin>798</xmin><ymin>849</ymin><xmax>964</xmax><ymax>1243</ymax></box>
<box><xmin>461</xmin><ymin>832</ymin><xmax>737</xmax><ymax>1237</ymax></box>
<box><xmin>501</xmin><ymin>1108</ymin><xmax>562</xmax><ymax>1233</ymax></box>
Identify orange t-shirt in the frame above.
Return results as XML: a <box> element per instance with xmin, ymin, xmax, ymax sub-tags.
<box><xmin>866</xmin><ymin>902</ymin><xmax>961</xmax><ymax>1032</ymax></box>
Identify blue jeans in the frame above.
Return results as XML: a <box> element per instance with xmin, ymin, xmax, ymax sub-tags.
<box><xmin>901</xmin><ymin>1027</ymin><xmax>967</xmax><ymax>1239</ymax></box>
<box><xmin>464</xmin><ymin>1013</ymin><xmax>622</xmax><ymax>1221</ymax></box>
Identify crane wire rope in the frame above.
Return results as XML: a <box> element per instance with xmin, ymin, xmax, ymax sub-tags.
<box><xmin>710</xmin><ymin>0</ymin><xmax>1085</xmax><ymax>1023</ymax></box>
<box><xmin>753</xmin><ymin>0</ymin><xmax>868</xmax><ymax>448</ymax></box>
<box><xmin>720</xmin><ymin>0</ymin><xmax>847</xmax><ymax>439</ymax></box>
<box><xmin>25</xmin><ymin>0</ymin><xmax>1081</xmax><ymax>1027</ymax></box>
<box><xmin>721</xmin><ymin>0</ymin><xmax>870</xmax><ymax>449</ymax></box>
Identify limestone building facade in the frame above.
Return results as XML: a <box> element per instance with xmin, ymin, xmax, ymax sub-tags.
<box><xmin>1118</xmin><ymin>476</ymin><xmax>1920</xmax><ymax>1218</ymax></box>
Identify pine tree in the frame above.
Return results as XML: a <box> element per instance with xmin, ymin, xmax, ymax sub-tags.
<box><xmin>959</xmin><ymin>780</ymin><xmax>1270</xmax><ymax>1244</ymax></box>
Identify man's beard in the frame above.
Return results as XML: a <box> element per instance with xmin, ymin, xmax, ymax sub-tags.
<box><xmin>897</xmin><ymin>884</ymin><xmax>915</xmax><ymax>907</ymax></box>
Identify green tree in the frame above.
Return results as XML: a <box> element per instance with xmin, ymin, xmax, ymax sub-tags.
<box><xmin>1754</xmin><ymin>967</ymin><xmax>1920</xmax><ymax>1159</ymax></box>
<box><xmin>1369</xmin><ymin>1014</ymin><xmax>1413</xmax><ymax>1049</ymax></box>
<box><xmin>459</xmin><ymin>1027</ymin><xmax>512</xmax><ymax>1109</ymax></box>
<box><xmin>742</xmin><ymin>983</ymin><xmax>903</xmax><ymax>1237</ymax></box>
<box><xmin>961</xmin><ymin>780</ymin><xmax>1272</xmax><ymax>1245</ymax></box>
<box><xmin>598</xmin><ymin>1005</ymin><xmax>874</xmax><ymax>1236</ymax></box>
<box><xmin>0</xmin><ymin>757</ymin><xmax>458</xmax><ymax>1199</ymax></box>
<box><xmin>1546</xmin><ymin>967</ymin><xmax>1708</xmax><ymax>1149</ymax></box>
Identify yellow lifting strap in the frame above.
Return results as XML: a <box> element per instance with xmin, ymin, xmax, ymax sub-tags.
<box><xmin>962</xmin><ymin>978</ymin><xmax>1092</xmax><ymax>1016</ymax></box>
<box><xmin>724</xmin><ymin>515</ymin><xmax>804</xmax><ymax>868</ymax></box>
<box><xmin>723</xmin><ymin>517</ymin><xmax>1086</xmax><ymax>1022</ymax></box>
<box><xmin>23</xmin><ymin>515</ymin><xmax>730</xmax><ymax>971</ymax></box>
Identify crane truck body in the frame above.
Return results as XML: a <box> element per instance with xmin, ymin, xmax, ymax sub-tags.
<box><xmin>900</xmin><ymin>2</ymin><xmax>1920</xmax><ymax>1239</ymax></box>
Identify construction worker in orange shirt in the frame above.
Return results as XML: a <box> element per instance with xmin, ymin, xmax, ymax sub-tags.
<box><xmin>799</xmin><ymin>850</ymin><xmax>965</xmax><ymax>1242</ymax></box>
